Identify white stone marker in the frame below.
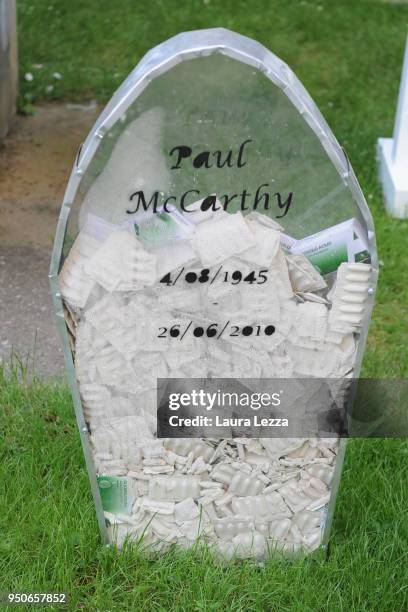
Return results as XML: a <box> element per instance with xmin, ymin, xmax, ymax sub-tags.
<box><xmin>378</xmin><ymin>36</ymin><xmax>408</xmax><ymax>218</ymax></box>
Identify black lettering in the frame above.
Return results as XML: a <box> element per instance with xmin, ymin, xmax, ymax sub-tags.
<box><xmin>237</xmin><ymin>139</ymin><xmax>252</xmax><ymax>167</ymax></box>
<box><xmin>253</xmin><ymin>184</ymin><xmax>270</xmax><ymax>210</ymax></box>
<box><xmin>219</xmin><ymin>193</ymin><xmax>238</xmax><ymax>211</ymax></box>
<box><xmin>201</xmin><ymin>195</ymin><xmax>221</xmax><ymax>212</ymax></box>
<box><xmin>163</xmin><ymin>195</ymin><xmax>177</xmax><ymax>213</ymax></box>
<box><xmin>275</xmin><ymin>192</ymin><xmax>293</xmax><ymax>218</ymax></box>
<box><xmin>214</xmin><ymin>150</ymin><xmax>233</xmax><ymax>168</ymax></box>
<box><xmin>193</xmin><ymin>151</ymin><xmax>212</xmax><ymax>169</ymax></box>
<box><xmin>170</xmin><ymin>145</ymin><xmax>192</xmax><ymax>169</ymax></box>
<box><xmin>180</xmin><ymin>189</ymin><xmax>200</xmax><ymax>211</ymax></box>
<box><xmin>238</xmin><ymin>188</ymin><xmax>251</xmax><ymax>211</ymax></box>
<box><xmin>127</xmin><ymin>191</ymin><xmax>160</xmax><ymax>214</ymax></box>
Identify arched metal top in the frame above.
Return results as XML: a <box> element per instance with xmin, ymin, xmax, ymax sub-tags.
<box><xmin>51</xmin><ymin>28</ymin><xmax>377</xmax><ymax>284</ymax></box>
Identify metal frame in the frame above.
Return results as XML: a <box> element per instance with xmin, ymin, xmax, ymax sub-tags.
<box><xmin>49</xmin><ymin>27</ymin><xmax>378</xmax><ymax>554</ymax></box>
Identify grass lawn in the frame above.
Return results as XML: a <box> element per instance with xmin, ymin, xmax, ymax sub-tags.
<box><xmin>4</xmin><ymin>0</ymin><xmax>408</xmax><ymax>609</ymax></box>
<box><xmin>1</xmin><ymin>369</ymin><xmax>408</xmax><ymax>610</ymax></box>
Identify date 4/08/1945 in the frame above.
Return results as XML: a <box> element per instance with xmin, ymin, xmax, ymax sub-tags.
<box><xmin>159</xmin><ymin>268</ymin><xmax>268</xmax><ymax>286</ymax></box>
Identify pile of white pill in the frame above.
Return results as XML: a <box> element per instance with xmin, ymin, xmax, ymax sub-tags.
<box><xmin>59</xmin><ymin>203</ymin><xmax>371</xmax><ymax>559</ymax></box>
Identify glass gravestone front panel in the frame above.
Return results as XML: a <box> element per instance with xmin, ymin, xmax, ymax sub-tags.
<box><xmin>56</xmin><ymin>46</ymin><xmax>376</xmax><ymax>559</ymax></box>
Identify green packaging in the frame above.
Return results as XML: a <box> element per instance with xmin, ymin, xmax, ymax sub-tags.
<box><xmin>281</xmin><ymin>218</ymin><xmax>370</xmax><ymax>275</ymax></box>
<box><xmin>97</xmin><ymin>476</ymin><xmax>133</xmax><ymax>514</ymax></box>
<box><xmin>134</xmin><ymin>206</ymin><xmax>194</xmax><ymax>248</ymax></box>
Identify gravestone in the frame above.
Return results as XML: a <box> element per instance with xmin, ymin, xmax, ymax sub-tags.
<box><xmin>50</xmin><ymin>29</ymin><xmax>378</xmax><ymax>559</ymax></box>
